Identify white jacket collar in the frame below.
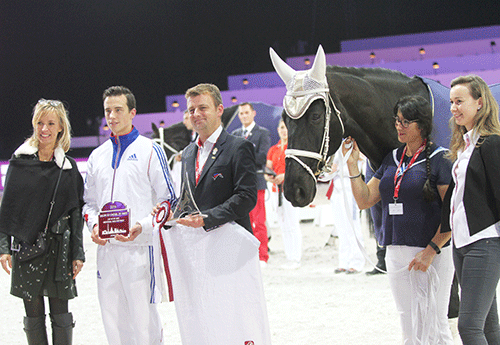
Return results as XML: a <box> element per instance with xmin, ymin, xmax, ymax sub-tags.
<box><xmin>14</xmin><ymin>142</ymin><xmax>72</xmax><ymax>169</ymax></box>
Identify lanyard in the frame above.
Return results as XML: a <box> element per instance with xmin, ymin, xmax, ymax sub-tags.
<box><xmin>393</xmin><ymin>140</ymin><xmax>427</xmax><ymax>200</ymax></box>
<box><xmin>195</xmin><ymin>139</ymin><xmax>203</xmax><ymax>184</ymax></box>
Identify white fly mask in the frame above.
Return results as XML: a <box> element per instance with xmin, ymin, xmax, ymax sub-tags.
<box><xmin>270</xmin><ymin>45</ymin><xmax>330</xmax><ymax>120</ymax></box>
<box><xmin>269</xmin><ymin>45</ymin><xmax>343</xmax><ymax>180</ymax></box>
<box><xmin>282</xmin><ymin>70</ymin><xmax>330</xmax><ymax>120</ymax></box>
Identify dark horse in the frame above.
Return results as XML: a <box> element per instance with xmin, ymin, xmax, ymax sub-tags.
<box><xmin>151</xmin><ymin>104</ymin><xmax>240</xmax><ymax>168</ymax></box>
<box><xmin>270</xmin><ymin>45</ymin><xmax>442</xmax><ymax>207</ymax></box>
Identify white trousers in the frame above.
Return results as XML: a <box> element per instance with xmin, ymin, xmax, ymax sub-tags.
<box><xmin>271</xmin><ymin>190</ymin><xmax>302</xmax><ymax>263</ymax></box>
<box><xmin>97</xmin><ymin>244</ymin><xmax>163</xmax><ymax>345</ymax></box>
<box><xmin>386</xmin><ymin>245</ymin><xmax>454</xmax><ymax>345</ymax></box>
<box><xmin>329</xmin><ymin>180</ymin><xmax>365</xmax><ymax>271</ymax></box>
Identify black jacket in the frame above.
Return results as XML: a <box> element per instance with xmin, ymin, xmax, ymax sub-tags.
<box><xmin>442</xmin><ymin>135</ymin><xmax>500</xmax><ymax>236</ymax></box>
<box><xmin>182</xmin><ymin>129</ymin><xmax>257</xmax><ymax>233</ymax></box>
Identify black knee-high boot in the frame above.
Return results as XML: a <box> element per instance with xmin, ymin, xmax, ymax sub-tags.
<box><xmin>50</xmin><ymin>312</ymin><xmax>74</xmax><ymax>345</ymax></box>
<box><xmin>23</xmin><ymin>315</ymin><xmax>48</xmax><ymax>345</ymax></box>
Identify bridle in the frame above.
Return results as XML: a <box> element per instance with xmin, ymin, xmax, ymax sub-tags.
<box><xmin>284</xmin><ymin>90</ymin><xmax>344</xmax><ymax>182</ymax></box>
<box><xmin>153</xmin><ymin>127</ymin><xmax>180</xmax><ymax>166</ymax></box>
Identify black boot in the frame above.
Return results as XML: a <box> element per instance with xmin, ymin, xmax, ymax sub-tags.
<box><xmin>50</xmin><ymin>312</ymin><xmax>74</xmax><ymax>345</ymax></box>
<box><xmin>366</xmin><ymin>244</ymin><xmax>387</xmax><ymax>275</ymax></box>
<box><xmin>23</xmin><ymin>315</ymin><xmax>48</xmax><ymax>345</ymax></box>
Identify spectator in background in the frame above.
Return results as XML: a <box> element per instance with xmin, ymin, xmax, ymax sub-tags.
<box><xmin>326</xmin><ymin>147</ymin><xmax>365</xmax><ymax>274</ymax></box>
<box><xmin>171</xmin><ymin>110</ymin><xmax>197</xmax><ymax>196</ymax></box>
<box><xmin>265</xmin><ymin>119</ymin><xmax>302</xmax><ymax>269</ymax></box>
<box><xmin>232</xmin><ymin>103</ymin><xmax>271</xmax><ymax>266</ymax></box>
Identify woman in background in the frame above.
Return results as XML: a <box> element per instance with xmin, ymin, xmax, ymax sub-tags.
<box><xmin>265</xmin><ymin>119</ymin><xmax>302</xmax><ymax>269</ymax></box>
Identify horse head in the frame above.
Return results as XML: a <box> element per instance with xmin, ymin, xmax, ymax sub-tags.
<box><xmin>270</xmin><ymin>45</ymin><xmax>344</xmax><ymax>207</ymax></box>
<box><xmin>151</xmin><ymin>122</ymin><xmax>191</xmax><ymax>168</ymax></box>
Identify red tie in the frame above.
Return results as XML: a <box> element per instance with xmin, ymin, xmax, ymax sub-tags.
<box><xmin>326</xmin><ymin>180</ymin><xmax>334</xmax><ymax>200</ymax></box>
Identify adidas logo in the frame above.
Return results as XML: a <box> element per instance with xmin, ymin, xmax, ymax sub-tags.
<box><xmin>127</xmin><ymin>153</ymin><xmax>138</xmax><ymax>161</ymax></box>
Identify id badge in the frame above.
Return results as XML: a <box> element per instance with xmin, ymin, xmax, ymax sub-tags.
<box><xmin>99</xmin><ymin>201</ymin><xmax>130</xmax><ymax>239</ymax></box>
<box><xmin>389</xmin><ymin>202</ymin><xmax>403</xmax><ymax>215</ymax></box>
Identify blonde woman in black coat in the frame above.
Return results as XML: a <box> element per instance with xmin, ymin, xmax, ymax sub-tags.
<box><xmin>0</xmin><ymin>99</ymin><xmax>84</xmax><ymax>345</ymax></box>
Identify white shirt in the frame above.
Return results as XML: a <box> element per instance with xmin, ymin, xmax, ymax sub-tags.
<box><xmin>196</xmin><ymin>126</ymin><xmax>223</xmax><ymax>181</ymax></box>
<box><xmin>242</xmin><ymin>121</ymin><xmax>256</xmax><ymax>137</ymax></box>
<box><xmin>451</xmin><ymin>129</ymin><xmax>500</xmax><ymax>248</ymax></box>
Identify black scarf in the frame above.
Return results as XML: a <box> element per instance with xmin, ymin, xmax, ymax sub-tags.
<box><xmin>0</xmin><ymin>156</ymin><xmax>83</xmax><ymax>244</ymax></box>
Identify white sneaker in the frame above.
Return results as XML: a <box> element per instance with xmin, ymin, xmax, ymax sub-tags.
<box><xmin>260</xmin><ymin>260</ymin><xmax>268</xmax><ymax>268</ymax></box>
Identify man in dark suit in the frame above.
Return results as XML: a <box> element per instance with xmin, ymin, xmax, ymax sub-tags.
<box><xmin>166</xmin><ymin>83</ymin><xmax>271</xmax><ymax>344</ymax></box>
<box><xmin>177</xmin><ymin>85</ymin><xmax>257</xmax><ymax>233</ymax></box>
<box><xmin>232</xmin><ymin>103</ymin><xmax>271</xmax><ymax>265</ymax></box>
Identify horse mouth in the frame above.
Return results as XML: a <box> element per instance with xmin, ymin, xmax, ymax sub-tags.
<box><xmin>283</xmin><ymin>171</ymin><xmax>317</xmax><ymax>208</ymax></box>
<box><xmin>285</xmin><ymin>185</ymin><xmax>316</xmax><ymax>207</ymax></box>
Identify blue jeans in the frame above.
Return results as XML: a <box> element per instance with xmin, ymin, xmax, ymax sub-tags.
<box><xmin>454</xmin><ymin>238</ymin><xmax>500</xmax><ymax>345</ymax></box>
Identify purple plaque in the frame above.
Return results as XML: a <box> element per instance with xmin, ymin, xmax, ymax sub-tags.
<box><xmin>99</xmin><ymin>201</ymin><xmax>130</xmax><ymax>239</ymax></box>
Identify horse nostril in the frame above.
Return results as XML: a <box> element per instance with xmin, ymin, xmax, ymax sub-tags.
<box><xmin>295</xmin><ymin>187</ymin><xmax>306</xmax><ymax>202</ymax></box>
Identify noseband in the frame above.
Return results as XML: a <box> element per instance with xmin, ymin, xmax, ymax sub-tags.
<box><xmin>284</xmin><ymin>91</ymin><xmax>344</xmax><ymax>182</ymax></box>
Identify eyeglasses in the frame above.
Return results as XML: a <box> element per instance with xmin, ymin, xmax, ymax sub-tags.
<box><xmin>38</xmin><ymin>99</ymin><xmax>62</xmax><ymax>107</ymax></box>
<box><xmin>394</xmin><ymin>116</ymin><xmax>417</xmax><ymax>128</ymax></box>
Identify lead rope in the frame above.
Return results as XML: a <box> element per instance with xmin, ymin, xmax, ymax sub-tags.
<box><xmin>339</xmin><ymin>145</ymin><xmax>406</xmax><ymax>275</ymax></box>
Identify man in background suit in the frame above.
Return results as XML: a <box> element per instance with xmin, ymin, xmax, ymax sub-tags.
<box><xmin>232</xmin><ymin>103</ymin><xmax>271</xmax><ymax>265</ymax></box>
<box><xmin>161</xmin><ymin>83</ymin><xmax>271</xmax><ymax>344</ymax></box>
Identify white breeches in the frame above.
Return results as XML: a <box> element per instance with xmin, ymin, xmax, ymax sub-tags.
<box><xmin>271</xmin><ymin>191</ymin><xmax>302</xmax><ymax>263</ymax></box>
<box><xmin>329</xmin><ymin>182</ymin><xmax>365</xmax><ymax>271</ymax></box>
<box><xmin>97</xmin><ymin>244</ymin><xmax>163</xmax><ymax>345</ymax></box>
<box><xmin>386</xmin><ymin>245</ymin><xmax>454</xmax><ymax>345</ymax></box>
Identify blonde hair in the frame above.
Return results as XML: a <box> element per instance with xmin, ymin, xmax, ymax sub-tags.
<box><xmin>447</xmin><ymin>75</ymin><xmax>500</xmax><ymax>161</ymax></box>
<box><xmin>26</xmin><ymin>99</ymin><xmax>72</xmax><ymax>152</ymax></box>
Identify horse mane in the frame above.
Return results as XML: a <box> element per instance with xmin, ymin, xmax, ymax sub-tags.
<box><xmin>326</xmin><ymin>65</ymin><xmax>411</xmax><ymax>81</ymax></box>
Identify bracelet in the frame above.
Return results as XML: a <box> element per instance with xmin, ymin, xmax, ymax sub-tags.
<box><xmin>349</xmin><ymin>172</ymin><xmax>362</xmax><ymax>179</ymax></box>
<box><xmin>429</xmin><ymin>241</ymin><xmax>441</xmax><ymax>254</ymax></box>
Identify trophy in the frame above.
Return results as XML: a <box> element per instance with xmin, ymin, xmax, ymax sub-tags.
<box><xmin>163</xmin><ymin>170</ymin><xmax>207</xmax><ymax>227</ymax></box>
<box><xmin>99</xmin><ymin>201</ymin><xmax>130</xmax><ymax>239</ymax></box>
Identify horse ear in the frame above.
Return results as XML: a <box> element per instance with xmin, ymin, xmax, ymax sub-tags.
<box><xmin>309</xmin><ymin>45</ymin><xmax>327</xmax><ymax>83</ymax></box>
<box><xmin>151</xmin><ymin>122</ymin><xmax>159</xmax><ymax>138</ymax></box>
<box><xmin>269</xmin><ymin>47</ymin><xmax>295</xmax><ymax>86</ymax></box>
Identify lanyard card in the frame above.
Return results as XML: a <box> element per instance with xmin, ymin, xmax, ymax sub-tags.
<box><xmin>99</xmin><ymin>201</ymin><xmax>130</xmax><ymax>238</ymax></box>
<box><xmin>389</xmin><ymin>202</ymin><xmax>403</xmax><ymax>216</ymax></box>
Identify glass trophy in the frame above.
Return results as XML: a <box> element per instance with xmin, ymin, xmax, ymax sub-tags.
<box><xmin>164</xmin><ymin>170</ymin><xmax>207</xmax><ymax>226</ymax></box>
<box><xmin>98</xmin><ymin>201</ymin><xmax>130</xmax><ymax>238</ymax></box>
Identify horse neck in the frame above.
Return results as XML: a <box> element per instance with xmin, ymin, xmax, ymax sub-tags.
<box><xmin>327</xmin><ymin>70</ymin><xmax>427</xmax><ymax>168</ymax></box>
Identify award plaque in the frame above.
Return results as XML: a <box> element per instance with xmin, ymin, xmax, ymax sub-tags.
<box><xmin>99</xmin><ymin>201</ymin><xmax>130</xmax><ymax>239</ymax></box>
<box><xmin>164</xmin><ymin>171</ymin><xmax>207</xmax><ymax>226</ymax></box>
